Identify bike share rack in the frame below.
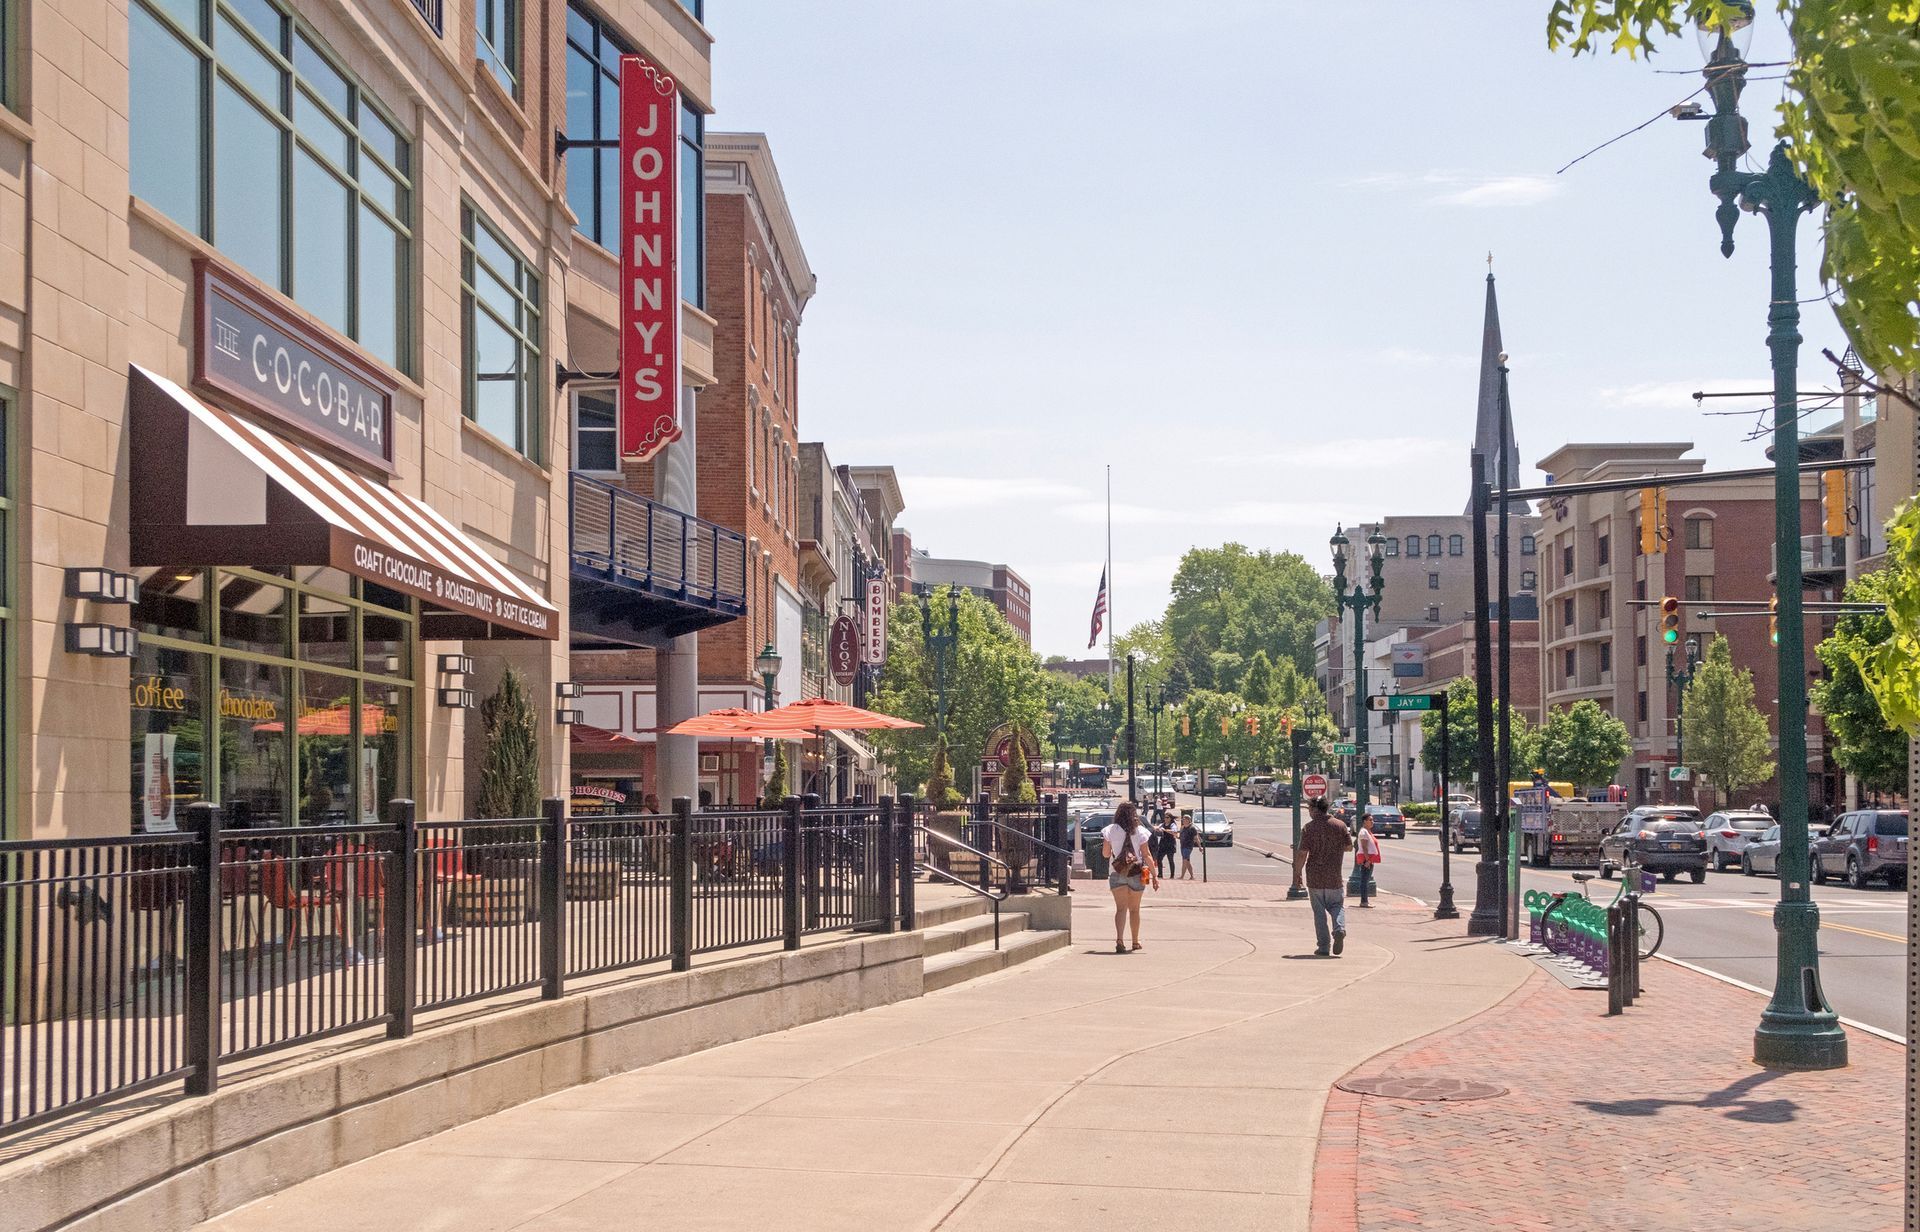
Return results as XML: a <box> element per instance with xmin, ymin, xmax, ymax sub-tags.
<box><xmin>1524</xmin><ymin>888</ymin><xmax>1642</xmax><ymax>1012</ymax></box>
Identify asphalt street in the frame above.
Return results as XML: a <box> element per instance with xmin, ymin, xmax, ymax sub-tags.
<box><xmin>1160</xmin><ymin>789</ymin><xmax>1908</xmax><ymax>1040</ymax></box>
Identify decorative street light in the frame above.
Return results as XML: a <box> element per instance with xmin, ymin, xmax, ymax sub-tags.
<box><xmin>918</xmin><ymin>585</ymin><xmax>962</xmax><ymax>743</ymax></box>
<box><xmin>1696</xmin><ymin>2</ymin><xmax>1845</xmax><ymax>1071</ymax></box>
<box><xmin>755</xmin><ymin>641</ymin><xmax>782</xmax><ymax>789</ymax></box>
<box><xmin>1331</xmin><ymin>525</ymin><xmax>1387</xmax><ymax>823</ymax></box>
<box><xmin>1666</xmin><ymin>636</ymin><xmax>1704</xmax><ymax>780</ymax></box>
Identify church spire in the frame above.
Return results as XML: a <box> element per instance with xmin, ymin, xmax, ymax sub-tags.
<box><xmin>1468</xmin><ymin>267</ymin><xmax>1520</xmax><ymax>511</ymax></box>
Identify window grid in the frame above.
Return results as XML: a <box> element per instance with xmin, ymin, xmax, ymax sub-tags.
<box><xmin>130</xmin><ymin>0</ymin><xmax>415</xmax><ymax>374</ymax></box>
<box><xmin>461</xmin><ymin>204</ymin><xmax>544</xmax><ymax>462</ymax></box>
<box><xmin>477</xmin><ymin>0</ymin><xmax>519</xmax><ymax>95</ymax></box>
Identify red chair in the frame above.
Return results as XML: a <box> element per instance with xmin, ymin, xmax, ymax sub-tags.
<box><xmin>258</xmin><ymin>854</ymin><xmax>345</xmax><ymax>954</ymax></box>
<box><xmin>420</xmin><ymin>836</ymin><xmax>481</xmax><ymax>936</ymax></box>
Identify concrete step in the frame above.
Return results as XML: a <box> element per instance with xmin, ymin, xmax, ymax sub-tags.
<box><xmin>914</xmin><ymin>894</ymin><xmax>999</xmax><ymax>930</ymax></box>
<box><xmin>923</xmin><ymin>928</ymin><xmax>1071</xmax><ymax>993</ymax></box>
<box><xmin>923</xmin><ymin>912</ymin><xmax>1029</xmax><ymax>956</ymax></box>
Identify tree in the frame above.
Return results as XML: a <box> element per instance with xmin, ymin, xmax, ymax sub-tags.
<box><xmin>1043</xmin><ymin>670</ymin><xmax>1115</xmax><ymax>762</ymax></box>
<box><xmin>923</xmin><ymin>734</ymin><xmax>963</xmax><ymax>809</ymax></box>
<box><xmin>1543</xmin><ymin>0</ymin><xmax>1920</xmax><ymax>370</ymax></box>
<box><xmin>1241</xmin><ymin>650</ymin><xmax>1275</xmax><ymax>705</ymax></box>
<box><xmin>1814</xmin><ymin>568</ymin><xmax>1909</xmax><ymax>792</ymax></box>
<box><xmin>1163</xmin><ymin>545</ymin><xmax>1332</xmax><ymax>691</ymax></box>
<box><xmin>1681</xmin><ymin>635</ymin><xmax>1776</xmax><ymax>801</ymax></box>
<box><xmin>475</xmin><ymin>667</ymin><xmax>540</xmax><ymax>819</ymax></box>
<box><xmin>1536</xmin><ymin>700</ymin><xmax>1633</xmax><ymax>790</ymax></box>
<box><xmin>1417</xmin><ymin>678</ymin><xmax>1541</xmax><ymax>787</ymax></box>
<box><xmin>997</xmin><ymin>732</ymin><xmax>1038</xmax><ymax>804</ymax></box>
<box><xmin>1851</xmin><ymin>499</ymin><xmax>1920</xmax><ymax>741</ymax></box>
<box><xmin>763</xmin><ymin>742</ymin><xmax>790</xmax><ymax>803</ymax></box>
<box><xmin>871</xmin><ymin>586</ymin><xmax>1050</xmax><ymax>796</ymax></box>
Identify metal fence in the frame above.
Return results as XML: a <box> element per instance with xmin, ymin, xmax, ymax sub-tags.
<box><xmin>0</xmin><ymin>795</ymin><xmax>918</xmax><ymax>1143</ymax></box>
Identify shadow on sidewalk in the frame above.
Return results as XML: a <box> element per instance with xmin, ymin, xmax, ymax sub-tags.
<box><xmin>1575</xmin><ymin>1069</ymin><xmax>1800</xmax><ymax>1125</ymax></box>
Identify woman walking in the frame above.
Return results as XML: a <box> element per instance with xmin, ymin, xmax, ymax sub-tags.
<box><xmin>1102</xmin><ymin>801</ymin><xmax>1154</xmax><ymax>952</ymax></box>
<box><xmin>1151</xmin><ymin>810</ymin><xmax>1177</xmax><ymax>879</ymax></box>
<box><xmin>1178</xmin><ymin>813</ymin><xmax>1198</xmax><ymax>880</ymax></box>
<box><xmin>1354</xmin><ymin>813</ymin><xmax>1381</xmax><ymax>907</ymax></box>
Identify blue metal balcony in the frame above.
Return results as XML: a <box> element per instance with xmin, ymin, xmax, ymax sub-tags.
<box><xmin>570</xmin><ymin>473</ymin><xmax>747</xmax><ymax>649</ymax></box>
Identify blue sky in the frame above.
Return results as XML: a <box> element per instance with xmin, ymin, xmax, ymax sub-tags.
<box><xmin>705</xmin><ymin>2</ymin><xmax>1847</xmax><ymax>658</ymax></box>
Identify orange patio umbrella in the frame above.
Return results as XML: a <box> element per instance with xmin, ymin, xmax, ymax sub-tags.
<box><xmin>753</xmin><ymin>698</ymin><xmax>923</xmax><ymax>733</ymax></box>
<box><xmin>252</xmin><ymin>703</ymin><xmax>392</xmax><ymax>736</ymax></box>
<box><xmin>665</xmin><ymin>707</ymin><xmax>814</xmax><ymax>740</ymax></box>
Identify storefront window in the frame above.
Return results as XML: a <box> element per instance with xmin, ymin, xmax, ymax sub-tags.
<box><xmin>129</xmin><ymin>0</ymin><xmax>415</xmax><ymax>374</ymax></box>
<box><xmin>462</xmin><ymin>203</ymin><xmax>543</xmax><ymax>460</ymax></box>
<box><xmin>131</xmin><ymin>566</ymin><xmax>415</xmax><ymax>829</ymax></box>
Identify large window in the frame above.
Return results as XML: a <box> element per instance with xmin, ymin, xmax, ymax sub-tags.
<box><xmin>571</xmin><ymin>385</ymin><xmax>618</xmax><ymax>473</ymax></box>
<box><xmin>476</xmin><ymin>0</ymin><xmax>519</xmax><ymax>95</ymax></box>
<box><xmin>1405</xmin><ymin>535</ymin><xmax>1420</xmax><ymax>558</ymax></box>
<box><xmin>1684</xmin><ymin>516</ymin><xmax>1714</xmax><ymax>549</ymax></box>
<box><xmin>1448</xmin><ymin>534</ymin><xmax>1463</xmax><ymax>557</ymax></box>
<box><xmin>1684</xmin><ymin>574</ymin><xmax>1714</xmax><ymax>602</ymax></box>
<box><xmin>131</xmin><ymin>567</ymin><xmax>414</xmax><ymax>830</ymax></box>
<box><xmin>129</xmin><ymin>0</ymin><xmax>413</xmax><ymax>374</ymax></box>
<box><xmin>1521</xmin><ymin>535</ymin><xmax>1536</xmax><ymax>556</ymax></box>
<box><xmin>1426</xmin><ymin>534</ymin><xmax>1442</xmax><ymax>557</ymax></box>
<box><xmin>462</xmin><ymin>204</ymin><xmax>543</xmax><ymax>461</ymax></box>
<box><xmin>564</xmin><ymin>3</ymin><xmax>706</xmax><ymax>307</ymax></box>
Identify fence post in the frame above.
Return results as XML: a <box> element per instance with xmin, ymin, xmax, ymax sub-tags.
<box><xmin>973</xmin><ymin>793</ymin><xmax>992</xmax><ymax>891</ymax></box>
<box><xmin>385</xmin><ymin>799</ymin><xmax>418</xmax><ymax>1039</ymax></box>
<box><xmin>878</xmin><ymin>796</ymin><xmax>898</xmax><ymax>933</ymax></box>
<box><xmin>1625</xmin><ymin>896</ymin><xmax>1641</xmax><ymax>1006</ymax></box>
<box><xmin>897</xmin><ymin>792</ymin><xmax>917</xmax><ymax>928</ymax></box>
<box><xmin>670</xmin><ymin>797</ymin><xmax>692</xmax><ymax>971</ymax></box>
<box><xmin>1049</xmin><ymin>795</ymin><xmax>1069</xmax><ymax>895</ymax></box>
<box><xmin>782</xmin><ymin>796</ymin><xmax>804</xmax><ymax>950</ymax></box>
<box><xmin>182</xmin><ymin>801</ymin><xmax>221</xmax><ymax>1096</ymax></box>
<box><xmin>540</xmin><ymin>797</ymin><xmax>566</xmax><ymax>1000</ymax></box>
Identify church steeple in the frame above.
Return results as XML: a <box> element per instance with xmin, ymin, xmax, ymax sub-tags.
<box><xmin>1468</xmin><ymin>266</ymin><xmax>1520</xmax><ymax>511</ymax></box>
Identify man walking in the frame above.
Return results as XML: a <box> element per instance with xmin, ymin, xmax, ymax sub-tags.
<box><xmin>1299</xmin><ymin>797</ymin><xmax>1353</xmax><ymax>957</ymax></box>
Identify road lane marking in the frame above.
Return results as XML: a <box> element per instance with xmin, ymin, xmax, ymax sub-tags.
<box><xmin>1744</xmin><ymin>910</ymin><xmax>1906</xmax><ymax>945</ymax></box>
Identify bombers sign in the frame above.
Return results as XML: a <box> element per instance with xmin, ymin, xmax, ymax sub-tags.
<box><xmin>619</xmin><ymin>53</ymin><xmax>681</xmax><ymax>460</ymax></box>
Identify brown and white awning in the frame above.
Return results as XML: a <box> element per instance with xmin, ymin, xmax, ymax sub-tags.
<box><xmin>128</xmin><ymin>365</ymin><xmax>558</xmax><ymax>640</ymax></box>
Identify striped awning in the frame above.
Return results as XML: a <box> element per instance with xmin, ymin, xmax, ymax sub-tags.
<box><xmin>128</xmin><ymin>365</ymin><xmax>558</xmax><ymax>640</ymax></box>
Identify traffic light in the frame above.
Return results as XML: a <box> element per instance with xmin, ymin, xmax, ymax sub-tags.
<box><xmin>1639</xmin><ymin>489</ymin><xmax>1660</xmax><ymax>555</ymax></box>
<box><xmin>1220</xmin><ymin>716</ymin><xmax>1231</xmax><ymax>736</ymax></box>
<box><xmin>1280</xmin><ymin>714</ymin><xmax>1294</xmax><ymax>736</ymax></box>
<box><xmin>1245</xmin><ymin>713</ymin><xmax>1260</xmax><ymax>736</ymax></box>
<box><xmin>1660</xmin><ymin>595</ymin><xmax>1682</xmax><ymax>645</ymax></box>
<box><xmin>1770</xmin><ymin>594</ymin><xmax>1779</xmax><ymax>646</ymax></box>
<box><xmin>1181</xmin><ymin>713</ymin><xmax>1191</xmax><ymax>737</ymax></box>
<box><xmin>1823</xmin><ymin>470</ymin><xmax>1849</xmax><ymax>537</ymax></box>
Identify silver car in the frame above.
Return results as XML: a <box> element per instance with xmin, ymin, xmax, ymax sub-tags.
<box><xmin>1704</xmin><ymin>810</ymin><xmax>1775</xmax><ymax>872</ymax></box>
<box><xmin>1741</xmin><ymin>825</ymin><xmax>1782</xmax><ymax>877</ymax></box>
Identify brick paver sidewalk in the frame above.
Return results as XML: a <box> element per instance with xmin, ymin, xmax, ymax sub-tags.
<box><xmin>1311</xmin><ymin>955</ymin><xmax>1904</xmax><ymax>1232</ymax></box>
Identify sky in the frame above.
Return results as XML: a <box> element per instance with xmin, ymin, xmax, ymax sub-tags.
<box><xmin>703</xmin><ymin>2</ymin><xmax>1848</xmax><ymax>659</ymax></box>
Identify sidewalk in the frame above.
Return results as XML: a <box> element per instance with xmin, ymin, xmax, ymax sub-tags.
<box><xmin>193</xmin><ymin>882</ymin><xmax>1524</xmax><ymax>1232</ymax></box>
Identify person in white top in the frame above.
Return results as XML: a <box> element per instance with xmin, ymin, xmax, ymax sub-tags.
<box><xmin>1354</xmin><ymin>814</ymin><xmax>1381</xmax><ymax>907</ymax></box>
<box><xmin>1102</xmin><ymin>801</ymin><xmax>1154</xmax><ymax>953</ymax></box>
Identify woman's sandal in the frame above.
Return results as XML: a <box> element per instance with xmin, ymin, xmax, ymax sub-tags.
<box><xmin>1130</xmin><ymin>942</ymin><xmax>1143</xmax><ymax>952</ymax></box>
<box><xmin>1114</xmin><ymin>942</ymin><xmax>1127</xmax><ymax>954</ymax></box>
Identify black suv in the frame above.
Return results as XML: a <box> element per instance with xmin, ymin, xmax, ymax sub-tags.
<box><xmin>1599</xmin><ymin>811</ymin><xmax>1707</xmax><ymax>883</ymax></box>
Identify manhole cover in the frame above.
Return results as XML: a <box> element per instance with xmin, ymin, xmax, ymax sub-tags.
<box><xmin>1336</xmin><ymin>1076</ymin><xmax>1506</xmax><ymax>1101</ymax></box>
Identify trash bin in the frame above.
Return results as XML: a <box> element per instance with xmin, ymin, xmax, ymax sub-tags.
<box><xmin>1085</xmin><ymin>829</ymin><xmax>1109</xmax><ymax>879</ymax></box>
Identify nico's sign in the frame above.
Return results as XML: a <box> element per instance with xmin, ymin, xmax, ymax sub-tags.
<box><xmin>862</xmin><ymin>578</ymin><xmax>888</xmax><ymax>665</ymax></box>
<box><xmin>194</xmin><ymin>260</ymin><xmax>395</xmax><ymax>470</ymax></box>
<box><xmin>618</xmin><ymin>53</ymin><xmax>681</xmax><ymax>460</ymax></box>
<box><xmin>829</xmin><ymin>616</ymin><xmax>860</xmax><ymax>685</ymax></box>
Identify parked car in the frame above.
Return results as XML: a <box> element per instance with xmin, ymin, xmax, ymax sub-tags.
<box><xmin>1599</xmin><ymin>814</ymin><xmax>1708</xmax><ymax>883</ymax></box>
<box><xmin>1264</xmin><ymin>779</ymin><xmax>1294</xmax><ymax>808</ymax></box>
<box><xmin>1445</xmin><ymin>805</ymin><xmax>1482</xmax><ymax>853</ymax></box>
<box><xmin>1331</xmin><ymin>797</ymin><xmax>1357</xmax><ymax>826</ymax></box>
<box><xmin>1237</xmin><ymin>775</ymin><xmax>1274</xmax><ymax>804</ymax></box>
<box><xmin>1741</xmin><ymin>824</ymin><xmax>1783</xmax><ymax>877</ymax></box>
<box><xmin>1137</xmin><ymin>774</ymin><xmax>1177</xmax><ymax>798</ymax></box>
<box><xmin>1204</xmin><ymin>773</ymin><xmax>1227</xmax><ymax>794</ymax></box>
<box><xmin>1812</xmin><ymin>809</ymin><xmax>1909</xmax><ymax>889</ymax></box>
<box><xmin>1704</xmin><ymin>810</ymin><xmax>1776</xmax><ymax>872</ymax></box>
<box><xmin>1362</xmin><ymin>804</ymin><xmax>1406</xmax><ymax>840</ymax></box>
<box><xmin>1173</xmin><ymin>773</ymin><xmax>1198</xmax><ymax>793</ymax></box>
<box><xmin>1190</xmin><ymin>809</ymin><xmax>1233</xmax><ymax>846</ymax></box>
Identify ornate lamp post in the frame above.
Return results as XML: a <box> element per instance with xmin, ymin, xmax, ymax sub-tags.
<box><xmin>1697</xmin><ymin>4</ymin><xmax>1845</xmax><ymax>1071</ymax></box>
<box><xmin>1331</xmin><ymin>526</ymin><xmax>1386</xmax><ymax>817</ymax></box>
<box><xmin>1665</xmin><ymin>636</ymin><xmax>1703</xmax><ymax>781</ymax></box>
<box><xmin>918</xmin><ymin>585</ymin><xmax>961</xmax><ymax>743</ymax></box>
<box><xmin>755</xmin><ymin>641</ymin><xmax>782</xmax><ymax>793</ymax></box>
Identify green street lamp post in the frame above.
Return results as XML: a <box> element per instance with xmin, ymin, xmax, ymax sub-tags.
<box><xmin>755</xmin><ymin>642</ymin><xmax>782</xmax><ymax>795</ymax></box>
<box><xmin>1698</xmin><ymin>6</ymin><xmax>1845</xmax><ymax>1070</ymax></box>
<box><xmin>1665</xmin><ymin>638</ymin><xmax>1702</xmax><ymax>781</ymax></box>
<box><xmin>1332</xmin><ymin>527</ymin><xmax>1386</xmax><ymax>894</ymax></box>
<box><xmin>918</xmin><ymin>586</ymin><xmax>961</xmax><ymax>743</ymax></box>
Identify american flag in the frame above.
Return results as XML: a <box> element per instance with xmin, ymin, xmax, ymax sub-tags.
<box><xmin>1087</xmin><ymin>567</ymin><xmax>1107</xmax><ymax>649</ymax></box>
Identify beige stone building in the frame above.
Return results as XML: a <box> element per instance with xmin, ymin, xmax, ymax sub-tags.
<box><xmin>1</xmin><ymin>0</ymin><xmax>719</xmax><ymax>837</ymax></box>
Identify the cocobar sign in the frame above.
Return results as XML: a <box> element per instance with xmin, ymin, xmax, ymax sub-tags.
<box><xmin>193</xmin><ymin>259</ymin><xmax>396</xmax><ymax>471</ymax></box>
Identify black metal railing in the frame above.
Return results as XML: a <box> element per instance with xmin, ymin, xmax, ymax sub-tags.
<box><xmin>1</xmin><ymin>795</ymin><xmax>918</xmax><ymax>1144</ymax></box>
<box><xmin>570</xmin><ymin>472</ymin><xmax>748</xmax><ymax>615</ymax></box>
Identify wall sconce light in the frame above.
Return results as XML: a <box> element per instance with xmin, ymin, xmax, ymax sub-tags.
<box><xmin>67</xmin><ymin>622</ymin><xmax>137</xmax><ymax>658</ymax></box>
<box><xmin>383</xmin><ymin>687</ymin><xmax>403</xmax><ymax>707</ymax></box>
<box><xmin>556</xmin><ymin>682</ymin><xmax>583</xmax><ymax>699</ymax></box>
<box><xmin>556</xmin><ymin>708</ymin><xmax>583</xmax><ymax>725</ymax></box>
<box><xmin>437</xmin><ymin>653</ymin><xmax>475</xmax><ymax>677</ymax></box>
<box><xmin>65</xmin><ymin>568</ymin><xmax>135</xmax><ymax>604</ymax></box>
<box><xmin>381</xmin><ymin>655</ymin><xmax>402</xmax><ymax>674</ymax></box>
<box><xmin>436</xmin><ymin>686</ymin><xmax>475</xmax><ymax>709</ymax></box>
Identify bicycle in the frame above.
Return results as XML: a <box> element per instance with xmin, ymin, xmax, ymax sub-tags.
<box><xmin>1539</xmin><ymin>853</ymin><xmax>1664</xmax><ymax>960</ymax></box>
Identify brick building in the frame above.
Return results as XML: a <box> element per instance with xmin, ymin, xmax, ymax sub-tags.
<box><xmin>900</xmin><ymin>549</ymin><xmax>1034</xmax><ymax>644</ymax></box>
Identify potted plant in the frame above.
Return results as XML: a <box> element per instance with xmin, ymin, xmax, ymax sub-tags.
<box><xmin>996</xmin><ymin>734</ymin><xmax>1040</xmax><ymax>890</ymax></box>
<box><xmin>464</xmin><ymin>667</ymin><xmax>543</xmax><ymax>919</ymax></box>
<box><xmin>923</xmin><ymin>735</ymin><xmax>967</xmax><ymax>880</ymax></box>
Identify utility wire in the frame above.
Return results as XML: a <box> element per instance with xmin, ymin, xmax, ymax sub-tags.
<box><xmin>1557</xmin><ymin>81</ymin><xmax>1710</xmax><ymax>175</ymax></box>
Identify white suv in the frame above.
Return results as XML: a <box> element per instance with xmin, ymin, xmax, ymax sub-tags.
<box><xmin>1704</xmin><ymin>810</ymin><xmax>1775</xmax><ymax>871</ymax></box>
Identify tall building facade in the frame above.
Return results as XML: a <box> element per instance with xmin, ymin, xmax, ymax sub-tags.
<box><xmin>901</xmin><ymin>549</ymin><xmax>1033</xmax><ymax>644</ymax></box>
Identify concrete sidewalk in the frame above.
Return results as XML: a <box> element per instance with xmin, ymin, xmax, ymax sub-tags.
<box><xmin>194</xmin><ymin>883</ymin><xmax>1526</xmax><ymax>1231</ymax></box>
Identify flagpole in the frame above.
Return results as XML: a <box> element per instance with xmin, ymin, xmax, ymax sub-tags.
<box><xmin>1106</xmin><ymin>464</ymin><xmax>1114</xmax><ymax>695</ymax></box>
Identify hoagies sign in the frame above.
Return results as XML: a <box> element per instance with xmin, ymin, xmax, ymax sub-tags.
<box><xmin>619</xmin><ymin>53</ymin><xmax>681</xmax><ymax>460</ymax></box>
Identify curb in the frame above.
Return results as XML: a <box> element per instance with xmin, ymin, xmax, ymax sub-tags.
<box><xmin>1653</xmin><ymin>952</ymin><xmax>1906</xmax><ymax>1045</ymax></box>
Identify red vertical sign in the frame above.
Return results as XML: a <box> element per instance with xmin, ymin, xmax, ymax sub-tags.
<box><xmin>619</xmin><ymin>54</ymin><xmax>681</xmax><ymax>460</ymax></box>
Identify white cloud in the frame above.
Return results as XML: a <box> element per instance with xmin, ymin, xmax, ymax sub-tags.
<box><xmin>1204</xmin><ymin>436</ymin><xmax>1457</xmax><ymax>471</ymax></box>
<box><xmin>1432</xmin><ymin>175</ymin><xmax>1562</xmax><ymax>208</ymax></box>
<box><xmin>898</xmin><ymin>474</ymin><xmax>1087</xmax><ymax>512</ymax></box>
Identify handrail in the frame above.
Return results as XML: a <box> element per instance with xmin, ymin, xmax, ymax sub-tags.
<box><xmin>919</xmin><ymin>825</ymin><xmax>1012</xmax><ymax>872</ymax></box>
<box><xmin>914</xmin><ymin>861</ymin><xmax>1005</xmax><ymax>950</ymax></box>
<box><xmin>972</xmin><ymin>816</ymin><xmax>1074</xmax><ymax>858</ymax></box>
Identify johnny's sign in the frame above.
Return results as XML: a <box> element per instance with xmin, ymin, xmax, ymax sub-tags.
<box><xmin>618</xmin><ymin>53</ymin><xmax>681</xmax><ymax>460</ymax></box>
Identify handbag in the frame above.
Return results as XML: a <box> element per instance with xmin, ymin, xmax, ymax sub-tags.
<box><xmin>1110</xmin><ymin>827</ymin><xmax>1143</xmax><ymax>877</ymax></box>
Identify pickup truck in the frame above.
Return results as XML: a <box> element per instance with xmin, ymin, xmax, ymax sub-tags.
<box><xmin>1519</xmin><ymin>798</ymin><xmax>1622</xmax><ymax>867</ymax></box>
